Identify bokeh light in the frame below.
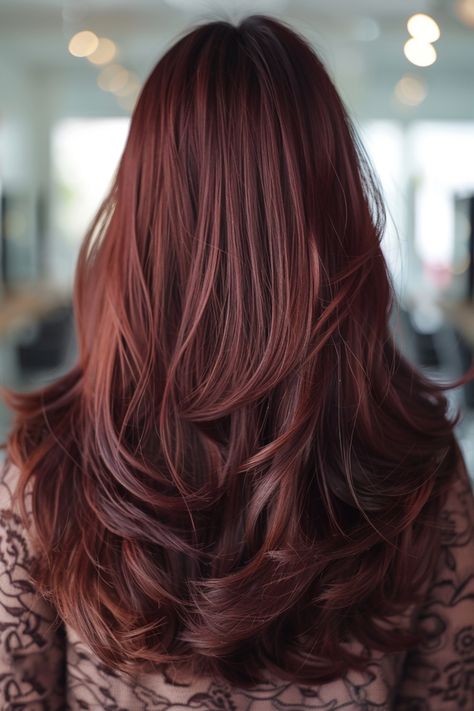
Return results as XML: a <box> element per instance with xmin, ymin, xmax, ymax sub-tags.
<box><xmin>404</xmin><ymin>38</ymin><xmax>437</xmax><ymax>67</ymax></box>
<box><xmin>68</xmin><ymin>30</ymin><xmax>99</xmax><ymax>58</ymax></box>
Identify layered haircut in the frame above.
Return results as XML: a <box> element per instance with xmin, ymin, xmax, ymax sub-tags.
<box><xmin>1</xmin><ymin>13</ymin><xmax>473</xmax><ymax>688</ymax></box>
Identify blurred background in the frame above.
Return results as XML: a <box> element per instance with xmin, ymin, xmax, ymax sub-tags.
<box><xmin>1</xmin><ymin>0</ymin><xmax>474</xmax><ymax>475</ymax></box>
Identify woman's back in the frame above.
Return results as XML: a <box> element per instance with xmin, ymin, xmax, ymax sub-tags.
<box><xmin>1</xmin><ymin>13</ymin><xmax>474</xmax><ymax>711</ymax></box>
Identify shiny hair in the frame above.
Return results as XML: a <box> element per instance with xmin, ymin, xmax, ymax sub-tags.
<box><xmin>1</xmin><ymin>13</ymin><xmax>473</xmax><ymax>688</ymax></box>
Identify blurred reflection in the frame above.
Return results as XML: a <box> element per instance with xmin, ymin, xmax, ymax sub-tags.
<box><xmin>50</xmin><ymin>117</ymin><xmax>129</xmax><ymax>284</ymax></box>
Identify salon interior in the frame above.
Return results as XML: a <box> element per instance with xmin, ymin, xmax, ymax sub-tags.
<box><xmin>1</xmin><ymin>0</ymin><xmax>474</xmax><ymax>476</ymax></box>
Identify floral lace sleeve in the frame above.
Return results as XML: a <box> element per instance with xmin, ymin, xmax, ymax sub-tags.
<box><xmin>0</xmin><ymin>460</ymin><xmax>66</xmax><ymax>711</ymax></box>
<box><xmin>393</xmin><ymin>460</ymin><xmax>474</xmax><ymax>710</ymax></box>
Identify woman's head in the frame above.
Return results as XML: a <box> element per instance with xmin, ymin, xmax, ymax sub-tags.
<box><xmin>77</xmin><ymin>13</ymin><xmax>390</xmax><ymax>404</ymax></box>
<box><xmin>1</xmin><ymin>13</ymin><xmax>472</xmax><ymax>688</ymax></box>
<box><xmin>77</xmin><ymin>13</ymin><xmax>393</xmax><ymax>456</ymax></box>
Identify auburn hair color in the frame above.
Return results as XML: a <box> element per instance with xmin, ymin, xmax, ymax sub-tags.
<box><xmin>1</xmin><ymin>13</ymin><xmax>474</xmax><ymax>689</ymax></box>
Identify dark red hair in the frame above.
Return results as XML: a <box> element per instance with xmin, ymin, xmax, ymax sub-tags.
<box><xmin>1</xmin><ymin>13</ymin><xmax>473</xmax><ymax>688</ymax></box>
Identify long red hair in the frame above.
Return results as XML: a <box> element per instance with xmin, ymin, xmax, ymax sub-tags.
<box><xmin>2</xmin><ymin>13</ymin><xmax>473</xmax><ymax>688</ymax></box>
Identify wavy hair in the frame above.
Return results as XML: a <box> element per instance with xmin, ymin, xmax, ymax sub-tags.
<box><xmin>1</xmin><ymin>13</ymin><xmax>474</xmax><ymax>688</ymax></box>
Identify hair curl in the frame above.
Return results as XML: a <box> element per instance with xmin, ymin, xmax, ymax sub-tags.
<box><xmin>2</xmin><ymin>13</ymin><xmax>474</xmax><ymax>689</ymax></box>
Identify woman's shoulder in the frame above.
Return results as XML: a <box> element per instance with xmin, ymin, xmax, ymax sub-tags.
<box><xmin>0</xmin><ymin>456</ymin><xmax>20</xmax><ymax>500</ymax></box>
<box><xmin>0</xmin><ymin>457</ymin><xmax>41</xmax><ymax>605</ymax></box>
<box><xmin>0</xmin><ymin>457</ymin><xmax>36</xmax><ymax>589</ymax></box>
<box><xmin>393</xmin><ymin>454</ymin><xmax>474</xmax><ymax>708</ymax></box>
<box><xmin>0</xmin><ymin>457</ymin><xmax>33</xmax><ymax>536</ymax></box>
<box><xmin>0</xmin><ymin>457</ymin><xmax>24</xmax><ymax>524</ymax></box>
<box><xmin>437</xmin><ymin>453</ymin><xmax>474</xmax><ymax>574</ymax></box>
<box><xmin>0</xmin><ymin>456</ymin><xmax>67</xmax><ymax>709</ymax></box>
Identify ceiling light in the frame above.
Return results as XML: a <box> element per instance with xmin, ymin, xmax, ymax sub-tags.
<box><xmin>403</xmin><ymin>38</ymin><xmax>437</xmax><ymax>67</ymax></box>
<box><xmin>68</xmin><ymin>30</ymin><xmax>99</xmax><ymax>58</ymax></box>
<box><xmin>394</xmin><ymin>75</ymin><xmax>428</xmax><ymax>106</ymax></box>
<box><xmin>455</xmin><ymin>0</ymin><xmax>474</xmax><ymax>27</ymax></box>
<box><xmin>97</xmin><ymin>64</ymin><xmax>130</xmax><ymax>93</ymax></box>
<box><xmin>353</xmin><ymin>17</ymin><xmax>380</xmax><ymax>42</ymax></box>
<box><xmin>407</xmin><ymin>13</ymin><xmax>441</xmax><ymax>43</ymax></box>
<box><xmin>114</xmin><ymin>72</ymin><xmax>141</xmax><ymax>97</ymax></box>
<box><xmin>87</xmin><ymin>37</ymin><xmax>117</xmax><ymax>65</ymax></box>
<box><xmin>117</xmin><ymin>93</ymin><xmax>139</xmax><ymax>113</ymax></box>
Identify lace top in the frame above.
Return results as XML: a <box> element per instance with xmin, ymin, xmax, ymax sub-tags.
<box><xmin>0</xmin><ymin>459</ymin><xmax>473</xmax><ymax>711</ymax></box>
